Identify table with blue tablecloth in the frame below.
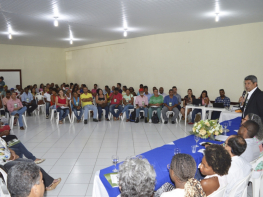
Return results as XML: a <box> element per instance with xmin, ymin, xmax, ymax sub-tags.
<box><xmin>93</xmin><ymin>116</ymin><xmax>242</xmax><ymax>197</ymax></box>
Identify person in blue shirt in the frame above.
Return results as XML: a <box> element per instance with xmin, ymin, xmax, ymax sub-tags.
<box><xmin>211</xmin><ymin>89</ymin><xmax>231</xmax><ymax>120</ymax></box>
<box><xmin>21</xmin><ymin>87</ymin><xmax>37</xmax><ymax>116</ymax></box>
<box><xmin>161</xmin><ymin>89</ymin><xmax>180</xmax><ymax>124</ymax></box>
<box><xmin>144</xmin><ymin>86</ymin><xmax>152</xmax><ymax>102</ymax></box>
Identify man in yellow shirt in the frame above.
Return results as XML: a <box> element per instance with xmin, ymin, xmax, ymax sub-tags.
<box><xmin>80</xmin><ymin>87</ymin><xmax>98</xmax><ymax>124</ymax></box>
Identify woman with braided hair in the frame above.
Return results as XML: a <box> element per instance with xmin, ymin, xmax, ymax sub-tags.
<box><xmin>161</xmin><ymin>154</ymin><xmax>206</xmax><ymax>197</ymax></box>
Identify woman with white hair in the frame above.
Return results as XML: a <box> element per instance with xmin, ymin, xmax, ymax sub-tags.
<box><xmin>118</xmin><ymin>156</ymin><xmax>156</xmax><ymax>197</ymax></box>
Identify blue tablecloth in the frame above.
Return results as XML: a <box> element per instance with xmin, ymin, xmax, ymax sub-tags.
<box><xmin>99</xmin><ymin>116</ymin><xmax>242</xmax><ymax>197</ymax></box>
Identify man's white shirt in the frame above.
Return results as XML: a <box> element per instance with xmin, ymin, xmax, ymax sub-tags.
<box><xmin>225</xmin><ymin>156</ymin><xmax>252</xmax><ymax>197</ymax></box>
<box><xmin>240</xmin><ymin>138</ymin><xmax>260</xmax><ymax>163</ymax></box>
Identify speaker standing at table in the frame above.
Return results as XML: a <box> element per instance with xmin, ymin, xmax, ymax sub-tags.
<box><xmin>239</xmin><ymin>75</ymin><xmax>263</xmax><ymax>123</ymax></box>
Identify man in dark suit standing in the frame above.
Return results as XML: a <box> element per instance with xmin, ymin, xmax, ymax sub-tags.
<box><xmin>239</xmin><ymin>75</ymin><xmax>263</xmax><ymax>122</ymax></box>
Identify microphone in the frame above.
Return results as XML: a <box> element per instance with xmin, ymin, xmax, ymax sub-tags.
<box><xmin>240</xmin><ymin>90</ymin><xmax>246</xmax><ymax>106</ymax></box>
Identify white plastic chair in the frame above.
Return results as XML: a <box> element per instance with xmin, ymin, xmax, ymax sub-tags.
<box><xmin>56</xmin><ymin>108</ymin><xmax>72</xmax><ymax>124</ymax></box>
<box><xmin>50</xmin><ymin>106</ymin><xmax>57</xmax><ymax>121</ymax></box>
<box><xmin>250</xmin><ymin>156</ymin><xmax>263</xmax><ymax>197</ymax></box>
<box><xmin>0</xmin><ymin>166</ymin><xmax>11</xmax><ymax>197</ymax></box>
<box><xmin>9</xmin><ymin>114</ymin><xmax>27</xmax><ymax>129</ymax></box>
<box><xmin>207</xmin><ymin>186</ymin><xmax>226</xmax><ymax>197</ymax></box>
<box><xmin>227</xmin><ymin>170</ymin><xmax>252</xmax><ymax>197</ymax></box>
<box><xmin>35</xmin><ymin>93</ymin><xmax>45</xmax><ymax>115</ymax></box>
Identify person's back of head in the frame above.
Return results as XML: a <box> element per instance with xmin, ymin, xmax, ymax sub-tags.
<box><xmin>247</xmin><ymin>113</ymin><xmax>263</xmax><ymax>140</ymax></box>
<box><xmin>170</xmin><ymin>154</ymin><xmax>206</xmax><ymax>197</ymax></box>
<box><xmin>7</xmin><ymin>162</ymin><xmax>44</xmax><ymax>197</ymax></box>
<box><xmin>204</xmin><ymin>145</ymin><xmax>231</xmax><ymax>176</ymax></box>
<box><xmin>119</xmin><ymin>156</ymin><xmax>156</xmax><ymax>197</ymax></box>
<box><xmin>243</xmin><ymin>120</ymin><xmax>260</xmax><ymax>138</ymax></box>
<box><xmin>227</xmin><ymin>135</ymin><xmax>247</xmax><ymax>156</ymax></box>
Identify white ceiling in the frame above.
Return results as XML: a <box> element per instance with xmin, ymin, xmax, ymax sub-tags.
<box><xmin>0</xmin><ymin>0</ymin><xmax>263</xmax><ymax>48</ymax></box>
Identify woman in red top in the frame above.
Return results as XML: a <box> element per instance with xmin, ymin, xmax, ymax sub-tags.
<box><xmin>55</xmin><ymin>89</ymin><xmax>69</xmax><ymax>124</ymax></box>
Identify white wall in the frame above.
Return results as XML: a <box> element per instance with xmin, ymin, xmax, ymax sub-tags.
<box><xmin>0</xmin><ymin>44</ymin><xmax>66</xmax><ymax>87</ymax></box>
<box><xmin>65</xmin><ymin>22</ymin><xmax>263</xmax><ymax>102</ymax></box>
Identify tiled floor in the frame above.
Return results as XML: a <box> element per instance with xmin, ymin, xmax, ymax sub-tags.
<box><xmin>10</xmin><ymin>114</ymin><xmax>253</xmax><ymax>197</ymax></box>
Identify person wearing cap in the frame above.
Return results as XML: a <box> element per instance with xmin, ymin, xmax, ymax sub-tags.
<box><xmin>0</xmin><ymin>76</ymin><xmax>5</xmax><ymax>93</ymax></box>
<box><xmin>135</xmin><ymin>88</ymin><xmax>148</xmax><ymax>123</ymax></box>
<box><xmin>137</xmin><ymin>84</ymin><xmax>144</xmax><ymax>95</ymax></box>
<box><xmin>0</xmin><ymin>85</ymin><xmax>8</xmax><ymax>97</ymax></box>
<box><xmin>109</xmin><ymin>88</ymin><xmax>123</xmax><ymax>120</ymax></box>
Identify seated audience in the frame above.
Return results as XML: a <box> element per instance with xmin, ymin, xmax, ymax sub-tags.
<box><xmin>148</xmin><ymin>89</ymin><xmax>163</xmax><ymax>123</ymax></box>
<box><xmin>117</xmin><ymin>83</ymin><xmax>122</xmax><ymax>93</ymax></box>
<box><xmin>238</xmin><ymin>120</ymin><xmax>260</xmax><ymax>162</ymax></box>
<box><xmin>15</xmin><ymin>85</ymin><xmax>23</xmax><ymax>97</ymax></box>
<box><xmin>1</xmin><ymin>85</ymin><xmax>8</xmax><ymax>97</ymax></box>
<box><xmin>80</xmin><ymin>87</ymin><xmax>98</xmax><ymax>124</ymax></box>
<box><xmin>33</xmin><ymin>84</ymin><xmax>39</xmax><ymax>93</ymax></box>
<box><xmin>129</xmin><ymin>87</ymin><xmax>137</xmax><ymax>96</ymax></box>
<box><xmin>7</xmin><ymin>162</ymin><xmax>45</xmax><ymax>197</ymax></box>
<box><xmin>105</xmin><ymin>87</ymin><xmax>111</xmax><ymax>105</ymax></box>
<box><xmin>39</xmin><ymin>84</ymin><xmax>44</xmax><ymax>92</ymax></box>
<box><xmin>118</xmin><ymin>156</ymin><xmax>156</xmax><ymax>197</ymax></box>
<box><xmin>96</xmin><ymin>89</ymin><xmax>109</xmax><ymax>121</ymax></box>
<box><xmin>44</xmin><ymin>89</ymin><xmax>53</xmax><ymax>119</ymax></box>
<box><xmin>3</xmin><ymin>148</ymin><xmax>61</xmax><ymax>193</ymax></box>
<box><xmin>153</xmin><ymin>86</ymin><xmax>157</xmax><ymax>92</ymax></box>
<box><xmin>55</xmin><ymin>89</ymin><xmax>69</xmax><ymax>124</ymax></box>
<box><xmin>181</xmin><ymin>89</ymin><xmax>196</xmax><ymax>120</ymax></box>
<box><xmin>211</xmin><ymin>89</ymin><xmax>231</xmax><ymax>120</ymax></box>
<box><xmin>0</xmin><ymin>76</ymin><xmax>5</xmax><ymax>93</ymax></box>
<box><xmin>109</xmin><ymin>88</ymin><xmax>123</xmax><ymax>120</ymax></box>
<box><xmin>158</xmin><ymin>87</ymin><xmax>167</xmax><ymax>97</ymax></box>
<box><xmin>21</xmin><ymin>87</ymin><xmax>37</xmax><ymax>116</ymax></box>
<box><xmin>161</xmin><ymin>154</ymin><xmax>206</xmax><ymax>197</ymax></box>
<box><xmin>31</xmin><ymin>87</ymin><xmax>36</xmax><ymax>98</ymax></box>
<box><xmin>71</xmin><ymin>91</ymin><xmax>83</xmax><ymax>123</ymax></box>
<box><xmin>111</xmin><ymin>85</ymin><xmax>115</xmax><ymax>93</ymax></box>
<box><xmin>122</xmin><ymin>86</ymin><xmax>127</xmax><ymax>96</ymax></box>
<box><xmin>224</xmin><ymin>135</ymin><xmax>252</xmax><ymax>197</ymax></box>
<box><xmin>137</xmin><ymin>84</ymin><xmax>144</xmax><ymax>95</ymax></box>
<box><xmin>41</xmin><ymin>86</ymin><xmax>47</xmax><ymax>96</ymax></box>
<box><xmin>242</xmin><ymin>113</ymin><xmax>263</xmax><ymax>155</ymax></box>
<box><xmin>120</xmin><ymin>89</ymin><xmax>134</xmax><ymax>122</ymax></box>
<box><xmin>91</xmin><ymin>84</ymin><xmax>98</xmax><ymax>97</ymax></box>
<box><xmin>161</xmin><ymin>89</ymin><xmax>179</xmax><ymax>124</ymax></box>
<box><xmin>72</xmin><ymin>84</ymin><xmax>79</xmax><ymax>95</ymax></box>
<box><xmin>103</xmin><ymin>85</ymin><xmax>109</xmax><ymax>95</ymax></box>
<box><xmin>189</xmin><ymin>90</ymin><xmax>210</xmax><ymax>124</ymax></box>
<box><xmin>0</xmin><ymin>129</ymin><xmax>45</xmax><ymax>164</ymax></box>
<box><xmin>144</xmin><ymin>86</ymin><xmax>152</xmax><ymax>102</ymax></box>
<box><xmin>135</xmin><ymin>88</ymin><xmax>148</xmax><ymax>123</ymax></box>
<box><xmin>2</xmin><ymin>90</ymin><xmax>11</xmax><ymax>116</ymax></box>
<box><xmin>199</xmin><ymin>145</ymin><xmax>231</xmax><ymax>196</ymax></box>
<box><xmin>7</xmin><ymin>92</ymin><xmax>27</xmax><ymax>130</ymax></box>
<box><xmin>172</xmin><ymin>86</ymin><xmax>182</xmax><ymax>111</ymax></box>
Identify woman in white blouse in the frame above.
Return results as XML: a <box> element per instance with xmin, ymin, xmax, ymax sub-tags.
<box><xmin>161</xmin><ymin>154</ymin><xmax>206</xmax><ymax>197</ymax></box>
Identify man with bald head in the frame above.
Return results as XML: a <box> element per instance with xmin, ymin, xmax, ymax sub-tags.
<box><xmin>158</xmin><ymin>87</ymin><xmax>167</xmax><ymax>97</ymax></box>
<box><xmin>224</xmin><ymin>135</ymin><xmax>251</xmax><ymax>197</ymax></box>
<box><xmin>237</xmin><ymin>120</ymin><xmax>260</xmax><ymax>162</ymax></box>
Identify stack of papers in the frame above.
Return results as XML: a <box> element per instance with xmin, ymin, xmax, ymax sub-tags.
<box><xmin>104</xmin><ymin>172</ymin><xmax>119</xmax><ymax>187</ymax></box>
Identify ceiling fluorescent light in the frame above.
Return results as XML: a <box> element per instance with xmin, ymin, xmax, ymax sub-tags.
<box><xmin>70</xmin><ymin>39</ymin><xmax>73</xmax><ymax>44</ymax></box>
<box><xmin>54</xmin><ymin>17</ymin><xmax>59</xmax><ymax>27</ymax></box>
<box><xmin>215</xmin><ymin>13</ymin><xmax>219</xmax><ymax>22</ymax></box>
<box><xmin>123</xmin><ymin>30</ymin><xmax>127</xmax><ymax>37</ymax></box>
<box><xmin>8</xmin><ymin>33</ymin><xmax>12</xmax><ymax>39</ymax></box>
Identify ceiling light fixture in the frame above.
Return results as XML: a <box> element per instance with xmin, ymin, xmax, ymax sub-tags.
<box><xmin>215</xmin><ymin>13</ymin><xmax>219</xmax><ymax>22</ymax></box>
<box><xmin>8</xmin><ymin>33</ymin><xmax>12</xmax><ymax>39</ymax></box>
<box><xmin>7</xmin><ymin>25</ymin><xmax>13</xmax><ymax>39</ymax></box>
<box><xmin>68</xmin><ymin>26</ymin><xmax>74</xmax><ymax>45</ymax></box>
<box><xmin>53</xmin><ymin>17</ymin><xmax>59</xmax><ymax>27</ymax></box>
<box><xmin>123</xmin><ymin>29</ymin><xmax>127</xmax><ymax>37</ymax></box>
<box><xmin>215</xmin><ymin>1</ymin><xmax>220</xmax><ymax>22</ymax></box>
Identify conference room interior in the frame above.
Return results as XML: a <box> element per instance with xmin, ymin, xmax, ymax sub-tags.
<box><xmin>1</xmin><ymin>0</ymin><xmax>263</xmax><ymax>197</ymax></box>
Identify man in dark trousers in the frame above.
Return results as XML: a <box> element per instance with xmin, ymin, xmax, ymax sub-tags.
<box><xmin>239</xmin><ymin>75</ymin><xmax>263</xmax><ymax>122</ymax></box>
